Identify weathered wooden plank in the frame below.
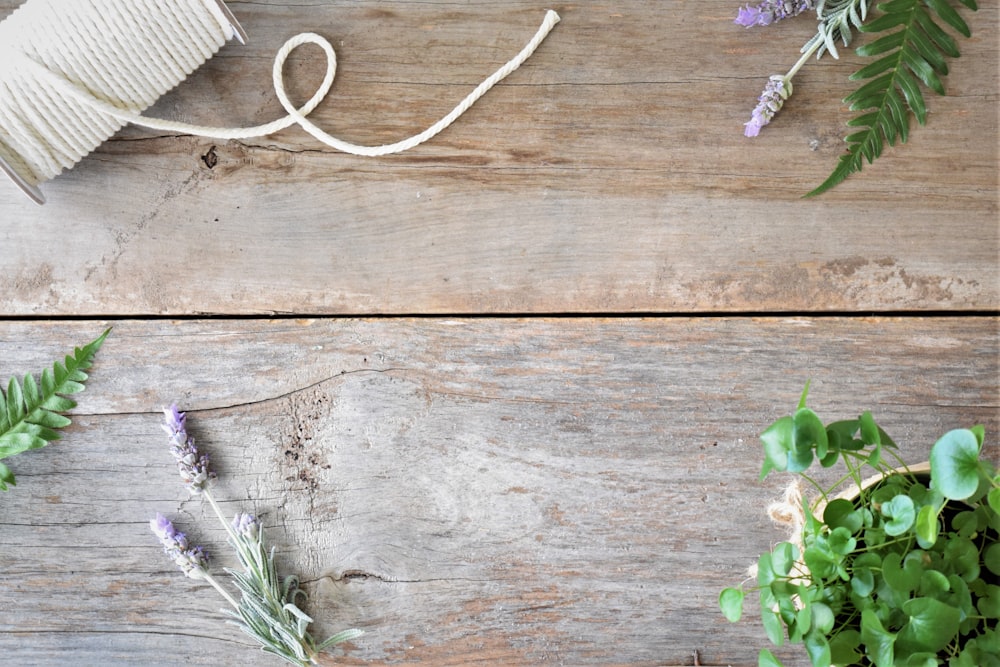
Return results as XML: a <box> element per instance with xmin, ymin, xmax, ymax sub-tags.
<box><xmin>0</xmin><ymin>1</ymin><xmax>995</xmax><ymax>315</ymax></box>
<box><xmin>0</xmin><ymin>317</ymin><xmax>995</xmax><ymax>665</ymax></box>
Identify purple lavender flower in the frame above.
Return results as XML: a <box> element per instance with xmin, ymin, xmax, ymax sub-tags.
<box><xmin>150</xmin><ymin>512</ymin><xmax>209</xmax><ymax>578</ymax></box>
<box><xmin>735</xmin><ymin>0</ymin><xmax>815</xmax><ymax>27</ymax></box>
<box><xmin>744</xmin><ymin>75</ymin><xmax>791</xmax><ymax>137</ymax></box>
<box><xmin>162</xmin><ymin>405</ymin><xmax>216</xmax><ymax>494</ymax></box>
<box><xmin>232</xmin><ymin>512</ymin><xmax>260</xmax><ymax>539</ymax></box>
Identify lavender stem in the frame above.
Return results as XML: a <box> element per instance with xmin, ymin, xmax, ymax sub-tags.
<box><xmin>203</xmin><ymin>570</ymin><xmax>241</xmax><ymax>610</ymax></box>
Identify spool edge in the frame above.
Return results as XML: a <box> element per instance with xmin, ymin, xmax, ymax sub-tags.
<box><xmin>212</xmin><ymin>0</ymin><xmax>248</xmax><ymax>45</ymax></box>
<box><xmin>0</xmin><ymin>155</ymin><xmax>45</xmax><ymax>205</ymax></box>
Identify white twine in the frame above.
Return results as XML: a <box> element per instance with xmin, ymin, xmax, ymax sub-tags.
<box><xmin>0</xmin><ymin>0</ymin><xmax>560</xmax><ymax>203</ymax></box>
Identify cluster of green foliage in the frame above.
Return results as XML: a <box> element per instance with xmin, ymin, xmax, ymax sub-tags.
<box><xmin>223</xmin><ymin>520</ymin><xmax>364</xmax><ymax>665</ymax></box>
<box><xmin>809</xmin><ymin>0</ymin><xmax>979</xmax><ymax>195</ymax></box>
<box><xmin>720</xmin><ymin>384</ymin><xmax>1000</xmax><ymax>666</ymax></box>
<box><xmin>0</xmin><ymin>329</ymin><xmax>109</xmax><ymax>490</ymax></box>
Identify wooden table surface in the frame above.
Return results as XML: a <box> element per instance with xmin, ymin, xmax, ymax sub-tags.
<box><xmin>0</xmin><ymin>1</ymin><xmax>997</xmax><ymax>666</ymax></box>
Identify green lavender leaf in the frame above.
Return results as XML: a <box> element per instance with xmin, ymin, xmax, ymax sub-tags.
<box><xmin>0</xmin><ymin>328</ymin><xmax>110</xmax><ymax>490</ymax></box>
<box><xmin>224</xmin><ymin>523</ymin><xmax>361</xmax><ymax>666</ymax></box>
<box><xmin>807</xmin><ymin>0</ymin><xmax>978</xmax><ymax>196</ymax></box>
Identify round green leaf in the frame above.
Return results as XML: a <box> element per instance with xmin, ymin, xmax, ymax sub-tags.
<box><xmin>919</xmin><ymin>569</ymin><xmax>950</xmax><ymax>597</ymax></box>
<box><xmin>796</xmin><ymin>581</ymin><xmax>820</xmax><ymax>606</ymax></box>
<box><xmin>946</xmin><ymin>574</ymin><xmax>973</xmax><ymax>618</ymax></box>
<box><xmin>786</xmin><ymin>445</ymin><xmax>814</xmax><ymax>472</ymax></box>
<box><xmin>757</xmin><ymin>551</ymin><xmax>775</xmax><ymax>586</ymax></box>
<box><xmin>819</xmin><ymin>447</ymin><xmax>840</xmax><ymax>468</ymax></box>
<box><xmin>860</xmin><ymin>411</ymin><xmax>883</xmax><ymax>467</ymax></box>
<box><xmin>930</xmin><ymin>429</ymin><xmax>982</xmax><ymax>500</ymax></box>
<box><xmin>771</xmin><ymin>542</ymin><xmax>796</xmax><ymax>577</ymax></box>
<box><xmin>943</xmin><ymin>536</ymin><xmax>980</xmax><ymax>582</ymax></box>
<box><xmin>829</xmin><ymin>629</ymin><xmax>862</xmax><ymax>666</ymax></box>
<box><xmin>804</xmin><ymin>632</ymin><xmax>831</xmax><ymax>667</ymax></box>
<box><xmin>906</xmin><ymin>481</ymin><xmax>941</xmax><ymax>507</ymax></box>
<box><xmin>804</xmin><ymin>545</ymin><xmax>837</xmax><ymax>580</ymax></box>
<box><xmin>811</xmin><ymin>602</ymin><xmax>835</xmax><ymax>635</ymax></box>
<box><xmin>851</xmin><ymin>567</ymin><xmax>875</xmax><ymax>597</ymax></box>
<box><xmin>789</xmin><ymin>407</ymin><xmax>826</xmax><ymax>472</ymax></box>
<box><xmin>760</xmin><ymin>416</ymin><xmax>793</xmax><ymax>476</ymax></box>
<box><xmin>860</xmin><ymin>410</ymin><xmax>881</xmax><ymax>445</ymax></box>
<box><xmin>861</xmin><ymin>608</ymin><xmax>896</xmax><ymax>667</ymax></box>
<box><xmin>951</xmin><ymin>646</ymin><xmax>980</xmax><ymax>667</ymax></box>
<box><xmin>827</xmin><ymin>419</ymin><xmax>863</xmax><ymax>451</ymax></box>
<box><xmin>824</xmin><ymin>498</ymin><xmax>863</xmax><ymax>533</ymax></box>
<box><xmin>915</xmin><ymin>504</ymin><xmax>940</xmax><ymax>547</ymax></box>
<box><xmin>828</xmin><ymin>526</ymin><xmax>858</xmax><ymax>555</ymax></box>
<box><xmin>760</xmin><ymin>607</ymin><xmax>785</xmax><ymax>646</ymax></box>
<box><xmin>978</xmin><ymin>584</ymin><xmax>1000</xmax><ymax>619</ymax></box>
<box><xmin>759</xmin><ymin>584</ymin><xmax>777</xmax><ymax>610</ymax></box>
<box><xmin>758</xmin><ymin>648</ymin><xmax>784</xmax><ymax>667</ymax></box>
<box><xmin>795</xmin><ymin>603</ymin><xmax>812</xmax><ymax>636</ymax></box>
<box><xmin>988</xmin><ymin>487</ymin><xmax>1000</xmax><ymax>515</ymax></box>
<box><xmin>882</xmin><ymin>494</ymin><xmax>916</xmax><ymax>536</ymax></box>
<box><xmin>863</xmin><ymin>525</ymin><xmax>888</xmax><ymax>549</ymax></box>
<box><xmin>883</xmin><ymin>552</ymin><xmax>921</xmax><ymax>594</ymax></box>
<box><xmin>984</xmin><ymin>506</ymin><xmax>1000</xmax><ymax>533</ymax></box>
<box><xmin>855</xmin><ymin>551</ymin><xmax>882</xmax><ymax>570</ymax></box>
<box><xmin>986</xmin><ymin>543</ymin><xmax>1000</xmax><ymax>577</ymax></box>
<box><xmin>953</xmin><ymin>510</ymin><xmax>979</xmax><ymax>538</ymax></box>
<box><xmin>719</xmin><ymin>587</ymin><xmax>744</xmax><ymax>622</ymax></box>
<box><xmin>871</xmin><ymin>477</ymin><xmax>907</xmax><ymax>505</ymax></box>
<box><xmin>898</xmin><ymin>597</ymin><xmax>961</xmax><ymax>653</ymax></box>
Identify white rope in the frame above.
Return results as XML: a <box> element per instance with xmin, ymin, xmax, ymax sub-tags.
<box><xmin>0</xmin><ymin>0</ymin><xmax>560</xmax><ymax>200</ymax></box>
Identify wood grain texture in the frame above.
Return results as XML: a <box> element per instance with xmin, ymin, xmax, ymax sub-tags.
<box><xmin>0</xmin><ymin>1</ymin><xmax>996</xmax><ymax>315</ymax></box>
<box><xmin>0</xmin><ymin>318</ymin><xmax>996</xmax><ymax>666</ymax></box>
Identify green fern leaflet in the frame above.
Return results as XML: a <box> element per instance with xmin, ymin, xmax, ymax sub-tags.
<box><xmin>0</xmin><ymin>328</ymin><xmax>110</xmax><ymax>490</ymax></box>
<box><xmin>808</xmin><ymin>0</ymin><xmax>978</xmax><ymax>196</ymax></box>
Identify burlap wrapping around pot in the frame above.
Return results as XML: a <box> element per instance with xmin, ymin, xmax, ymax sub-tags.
<box><xmin>750</xmin><ymin>461</ymin><xmax>932</xmax><ymax>582</ymax></box>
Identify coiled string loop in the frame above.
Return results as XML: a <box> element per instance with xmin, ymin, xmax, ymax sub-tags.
<box><xmin>0</xmin><ymin>0</ymin><xmax>560</xmax><ymax>203</ymax></box>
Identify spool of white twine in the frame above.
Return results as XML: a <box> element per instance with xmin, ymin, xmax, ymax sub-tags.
<box><xmin>0</xmin><ymin>0</ymin><xmax>560</xmax><ymax>204</ymax></box>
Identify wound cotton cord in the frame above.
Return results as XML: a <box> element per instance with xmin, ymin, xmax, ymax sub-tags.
<box><xmin>0</xmin><ymin>0</ymin><xmax>560</xmax><ymax>203</ymax></box>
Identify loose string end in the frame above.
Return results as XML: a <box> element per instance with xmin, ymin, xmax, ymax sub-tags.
<box><xmin>280</xmin><ymin>8</ymin><xmax>563</xmax><ymax>156</ymax></box>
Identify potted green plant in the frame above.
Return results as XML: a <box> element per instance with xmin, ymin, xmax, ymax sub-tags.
<box><xmin>720</xmin><ymin>384</ymin><xmax>1000</xmax><ymax>666</ymax></box>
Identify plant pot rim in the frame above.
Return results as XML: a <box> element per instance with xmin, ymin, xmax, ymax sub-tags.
<box><xmin>835</xmin><ymin>460</ymin><xmax>931</xmax><ymax>502</ymax></box>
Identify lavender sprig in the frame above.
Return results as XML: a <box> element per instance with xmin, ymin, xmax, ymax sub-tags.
<box><xmin>162</xmin><ymin>404</ymin><xmax>216</xmax><ymax>494</ymax></box>
<box><xmin>739</xmin><ymin>0</ymin><xmax>872</xmax><ymax>136</ymax></box>
<box><xmin>744</xmin><ymin>75</ymin><xmax>791</xmax><ymax>137</ymax></box>
<box><xmin>151</xmin><ymin>406</ymin><xmax>362</xmax><ymax>666</ymax></box>
<box><xmin>735</xmin><ymin>0</ymin><xmax>815</xmax><ymax>27</ymax></box>
<box><xmin>150</xmin><ymin>512</ymin><xmax>239</xmax><ymax>608</ymax></box>
<box><xmin>150</xmin><ymin>512</ymin><xmax>209</xmax><ymax>578</ymax></box>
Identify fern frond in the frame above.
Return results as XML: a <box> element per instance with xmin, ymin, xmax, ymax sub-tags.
<box><xmin>808</xmin><ymin>0</ymin><xmax>977</xmax><ymax>196</ymax></box>
<box><xmin>0</xmin><ymin>328</ymin><xmax>110</xmax><ymax>490</ymax></box>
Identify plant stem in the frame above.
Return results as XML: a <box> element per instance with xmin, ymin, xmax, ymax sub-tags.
<box><xmin>204</xmin><ymin>488</ymin><xmax>241</xmax><ymax>544</ymax></box>
<box><xmin>202</xmin><ymin>570</ymin><xmax>240</xmax><ymax>610</ymax></box>
<box><xmin>799</xmin><ymin>472</ymin><xmax>828</xmax><ymax>504</ymax></box>
<box><xmin>785</xmin><ymin>37</ymin><xmax>823</xmax><ymax>81</ymax></box>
